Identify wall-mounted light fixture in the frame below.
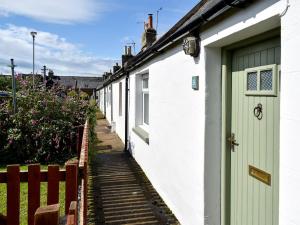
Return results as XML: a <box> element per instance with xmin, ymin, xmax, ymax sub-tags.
<box><xmin>183</xmin><ymin>36</ymin><xmax>200</xmax><ymax>58</ymax></box>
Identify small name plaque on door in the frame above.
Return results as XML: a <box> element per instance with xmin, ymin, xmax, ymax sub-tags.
<box><xmin>249</xmin><ymin>165</ymin><xmax>271</xmax><ymax>186</ymax></box>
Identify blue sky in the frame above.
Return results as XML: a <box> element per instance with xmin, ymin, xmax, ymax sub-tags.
<box><xmin>0</xmin><ymin>0</ymin><xmax>199</xmax><ymax>76</ymax></box>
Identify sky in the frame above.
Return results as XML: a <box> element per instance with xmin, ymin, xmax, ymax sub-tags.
<box><xmin>0</xmin><ymin>0</ymin><xmax>199</xmax><ymax>77</ymax></box>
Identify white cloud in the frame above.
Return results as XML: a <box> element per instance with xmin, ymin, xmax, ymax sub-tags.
<box><xmin>0</xmin><ymin>24</ymin><xmax>118</xmax><ymax>76</ymax></box>
<box><xmin>0</xmin><ymin>0</ymin><xmax>105</xmax><ymax>24</ymax></box>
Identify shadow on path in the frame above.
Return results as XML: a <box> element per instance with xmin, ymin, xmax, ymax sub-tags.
<box><xmin>87</xmin><ymin>119</ymin><xmax>179</xmax><ymax>225</ymax></box>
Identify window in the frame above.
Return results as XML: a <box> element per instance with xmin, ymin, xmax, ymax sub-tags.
<box><xmin>142</xmin><ymin>77</ymin><xmax>149</xmax><ymax>126</ymax></box>
<box><xmin>106</xmin><ymin>86</ymin><xmax>111</xmax><ymax>106</ymax></box>
<box><xmin>245</xmin><ymin>64</ymin><xmax>278</xmax><ymax>96</ymax></box>
<box><xmin>133</xmin><ymin>73</ymin><xmax>149</xmax><ymax>144</ymax></box>
<box><xmin>119</xmin><ymin>82</ymin><xmax>122</xmax><ymax>116</ymax></box>
<box><xmin>260</xmin><ymin>70</ymin><xmax>273</xmax><ymax>90</ymax></box>
<box><xmin>247</xmin><ymin>72</ymin><xmax>257</xmax><ymax>90</ymax></box>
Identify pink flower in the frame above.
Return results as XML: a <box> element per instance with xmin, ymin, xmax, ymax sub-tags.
<box><xmin>31</xmin><ymin>120</ymin><xmax>38</xmax><ymax>126</ymax></box>
<box><xmin>31</xmin><ymin>109</ymin><xmax>37</xmax><ymax>115</ymax></box>
<box><xmin>53</xmin><ymin>135</ymin><xmax>60</xmax><ymax>149</ymax></box>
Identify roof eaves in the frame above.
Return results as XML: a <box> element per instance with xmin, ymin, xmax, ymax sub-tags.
<box><xmin>127</xmin><ymin>0</ymin><xmax>252</xmax><ymax>71</ymax></box>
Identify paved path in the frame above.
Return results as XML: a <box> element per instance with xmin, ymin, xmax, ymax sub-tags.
<box><xmin>87</xmin><ymin>118</ymin><xmax>179</xmax><ymax>225</ymax></box>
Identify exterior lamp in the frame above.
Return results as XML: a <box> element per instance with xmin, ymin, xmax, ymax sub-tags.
<box><xmin>183</xmin><ymin>36</ymin><xmax>200</xmax><ymax>58</ymax></box>
<box><xmin>31</xmin><ymin>31</ymin><xmax>37</xmax><ymax>86</ymax></box>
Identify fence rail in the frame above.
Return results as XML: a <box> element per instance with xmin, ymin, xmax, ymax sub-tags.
<box><xmin>78</xmin><ymin>122</ymin><xmax>89</xmax><ymax>225</ymax></box>
<box><xmin>0</xmin><ymin>121</ymin><xmax>89</xmax><ymax>225</ymax></box>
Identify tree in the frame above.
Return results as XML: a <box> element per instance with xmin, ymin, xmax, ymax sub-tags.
<box><xmin>0</xmin><ymin>76</ymin><xmax>12</xmax><ymax>90</ymax></box>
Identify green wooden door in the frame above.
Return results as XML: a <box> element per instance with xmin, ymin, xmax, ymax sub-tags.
<box><xmin>230</xmin><ymin>37</ymin><xmax>280</xmax><ymax>225</ymax></box>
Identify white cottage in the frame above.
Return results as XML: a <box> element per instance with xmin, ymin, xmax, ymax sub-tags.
<box><xmin>97</xmin><ymin>0</ymin><xmax>300</xmax><ymax>224</ymax></box>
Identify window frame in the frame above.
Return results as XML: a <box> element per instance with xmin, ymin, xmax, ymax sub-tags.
<box><xmin>133</xmin><ymin>71</ymin><xmax>150</xmax><ymax>144</ymax></box>
<box><xmin>244</xmin><ymin>64</ymin><xmax>278</xmax><ymax>96</ymax></box>
<box><xmin>141</xmin><ymin>75</ymin><xmax>149</xmax><ymax>129</ymax></box>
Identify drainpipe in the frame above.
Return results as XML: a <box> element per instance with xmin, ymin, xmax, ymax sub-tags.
<box><xmin>124</xmin><ymin>71</ymin><xmax>129</xmax><ymax>152</ymax></box>
<box><xmin>110</xmin><ymin>84</ymin><xmax>113</xmax><ymax>122</ymax></box>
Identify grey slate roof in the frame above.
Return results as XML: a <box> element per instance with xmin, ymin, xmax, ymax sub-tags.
<box><xmin>58</xmin><ymin>76</ymin><xmax>103</xmax><ymax>89</ymax></box>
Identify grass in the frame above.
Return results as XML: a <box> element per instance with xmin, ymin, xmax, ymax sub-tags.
<box><xmin>0</xmin><ymin>165</ymin><xmax>65</xmax><ymax>225</ymax></box>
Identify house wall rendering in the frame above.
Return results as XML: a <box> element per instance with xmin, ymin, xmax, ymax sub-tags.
<box><xmin>112</xmin><ymin>78</ymin><xmax>126</xmax><ymax>142</ymax></box>
<box><xmin>280</xmin><ymin>1</ymin><xmax>300</xmax><ymax>224</ymax></box>
<box><xmin>98</xmin><ymin>0</ymin><xmax>300</xmax><ymax>224</ymax></box>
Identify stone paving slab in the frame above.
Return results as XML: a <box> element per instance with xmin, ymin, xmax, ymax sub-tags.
<box><xmin>87</xmin><ymin>119</ymin><xmax>179</xmax><ymax>225</ymax></box>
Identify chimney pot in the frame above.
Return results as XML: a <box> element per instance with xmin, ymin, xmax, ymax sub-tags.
<box><xmin>124</xmin><ymin>46</ymin><xmax>128</xmax><ymax>55</ymax></box>
<box><xmin>128</xmin><ymin>46</ymin><xmax>132</xmax><ymax>56</ymax></box>
<box><xmin>148</xmin><ymin>14</ymin><xmax>153</xmax><ymax>29</ymax></box>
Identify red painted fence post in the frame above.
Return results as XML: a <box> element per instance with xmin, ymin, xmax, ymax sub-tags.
<box><xmin>28</xmin><ymin>164</ymin><xmax>41</xmax><ymax>225</ymax></box>
<box><xmin>7</xmin><ymin>165</ymin><xmax>20</xmax><ymax>225</ymax></box>
<box><xmin>68</xmin><ymin>201</ymin><xmax>77</xmax><ymax>225</ymax></box>
<box><xmin>34</xmin><ymin>204</ymin><xmax>60</xmax><ymax>225</ymax></box>
<box><xmin>65</xmin><ymin>161</ymin><xmax>78</xmax><ymax>215</ymax></box>
<box><xmin>47</xmin><ymin>165</ymin><xmax>60</xmax><ymax>205</ymax></box>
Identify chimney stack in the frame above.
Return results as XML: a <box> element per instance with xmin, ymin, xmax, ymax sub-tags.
<box><xmin>113</xmin><ymin>62</ymin><xmax>121</xmax><ymax>73</ymax></box>
<box><xmin>141</xmin><ymin>14</ymin><xmax>157</xmax><ymax>50</ymax></box>
<box><xmin>122</xmin><ymin>45</ymin><xmax>134</xmax><ymax>67</ymax></box>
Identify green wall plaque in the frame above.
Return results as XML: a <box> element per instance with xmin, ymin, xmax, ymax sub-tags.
<box><xmin>192</xmin><ymin>76</ymin><xmax>199</xmax><ymax>90</ymax></box>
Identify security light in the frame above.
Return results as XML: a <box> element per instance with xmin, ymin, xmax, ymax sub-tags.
<box><xmin>183</xmin><ymin>36</ymin><xmax>200</xmax><ymax>58</ymax></box>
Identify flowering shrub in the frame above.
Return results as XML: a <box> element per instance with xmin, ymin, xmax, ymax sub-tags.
<box><xmin>0</xmin><ymin>77</ymin><xmax>96</xmax><ymax>164</ymax></box>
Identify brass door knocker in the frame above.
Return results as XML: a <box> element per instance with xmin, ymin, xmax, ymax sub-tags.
<box><xmin>254</xmin><ymin>103</ymin><xmax>263</xmax><ymax>120</ymax></box>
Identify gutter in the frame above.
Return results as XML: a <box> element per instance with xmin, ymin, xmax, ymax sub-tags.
<box><xmin>127</xmin><ymin>0</ymin><xmax>251</xmax><ymax>72</ymax></box>
<box><xmin>101</xmin><ymin>0</ymin><xmax>251</xmax><ymax>85</ymax></box>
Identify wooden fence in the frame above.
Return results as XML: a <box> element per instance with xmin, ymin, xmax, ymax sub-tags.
<box><xmin>0</xmin><ymin>121</ymin><xmax>89</xmax><ymax>225</ymax></box>
<box><xmin>78</xmin><ymin>122</ymin><xmax>89</xmax><ymax>225</ymax></box>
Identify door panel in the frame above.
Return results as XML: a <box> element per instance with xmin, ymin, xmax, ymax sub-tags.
<box><xmin>230</xmin><ymin>37</ymin><xmax>280</xmax><ymax>225</ymax></box>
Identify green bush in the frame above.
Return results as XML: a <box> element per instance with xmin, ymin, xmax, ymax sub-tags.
<box><xmin>0</xmin><ymin>76</ymin><xmax>94</xmax><ymax>164</ymax></box>
<box><xmin>0</xmin><ymin>75</ymin><xmax>20</xmax><ymax>91</ymax></box>
<box><xmin>87</xmin><ymin>100</ymin><xmax>97</xmax><ymax>144</ymax></box>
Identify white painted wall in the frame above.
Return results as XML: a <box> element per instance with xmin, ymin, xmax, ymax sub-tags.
<box><xmin>280</xmin><ymin>1</ymin><xmax>300</xmax><ymax>225</ymax></box>
<box><xmin>203</xmin><ymin>47</ymin><xmax>222</xmax><ymax>225</ymax></box>
<box><xmin>98</xmin><ymin>0</ymin><xmax>300</xmax><ymax>224</ymax></box>
<box><xmin>128</xmin><ymin>48</ymin><xmax>205</xmax><ymax>225</ymax></box>
<box><xmin>199</xmin><ymin>1</ymin><xmax>300</xmax><ymax>224</ymax></box>
<box><xmin>128</xmin><ymin>1</ymin><xmax>287</xmax><ymax>224</ymax></box>
<box><xmin>98</xmin><ymin>89</ymin><xmax>105</xmax><ymax>113</ymax></box>
<box><xmin>111</xmin><ymin>78</ymin><xmax>126</xmax><ymax>142</ymax></box>
<box><xmin>128</xmin><ymin>64</ymin><xmax>149</xmax><ymax>154</ymax></box>
<box><xmin>200</xmin><ymin>1</ymin><xmax>284</xmax><ymax>224</ymax></box>
<box><xmin>105</xmin><ymin>86</ymin><xmax>112</xmax><ymax>123</ymax></box>
<box><xmin>98</xmin><ymin>78</ymin><xmax>126</xmax><ymax>142</ymax></box>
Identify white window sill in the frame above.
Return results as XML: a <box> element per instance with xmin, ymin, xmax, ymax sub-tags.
<box><xmin>132</xmin><ymin>126</ymin><xmax>149</xmax><ymax>144</ymax></box>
